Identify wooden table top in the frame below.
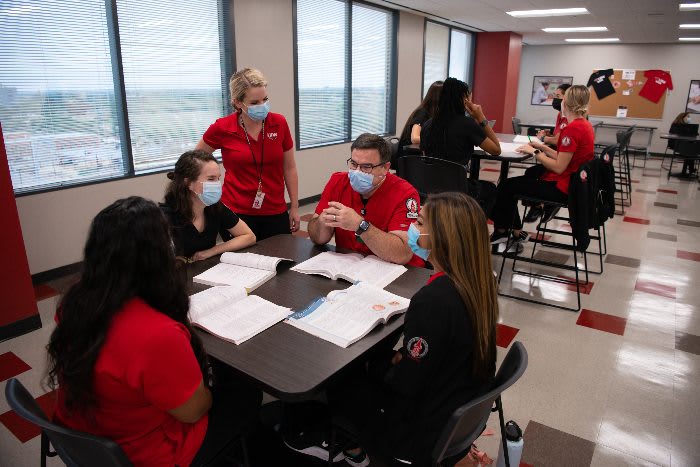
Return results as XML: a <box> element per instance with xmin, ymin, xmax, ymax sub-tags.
<box><xmin>186</xmin><ymin>235</ymin><xmax>432</xmax><ymax>401</ymax></box>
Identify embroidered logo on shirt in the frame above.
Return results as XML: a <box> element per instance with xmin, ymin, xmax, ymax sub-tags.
<box><xmin>654</xmin><ymin>77</ymin><xmax>666</xmax><ymax>85</ymax></box>
<box><xmin>603</xmin><ymin>153</ymin><xmax>611</xmax><ymax>163</ymax></box>
<box><xmin>580</xmin><ymin>170</ymin><xmax>588</xmax><ymax>182</ymax></box>
<box><xmin>594</xmin><ymin>76</ymin><xmax>605</xmax><ymax>84</ymax></box>
<box><xmin>561</xmin><ymin>136</ymin><xmax>571</xmax><ymax>146</ymax></box>
<box><xmin>267</xmin><ymin>132</ymin><xmax>278</xmax><ymax>140</ymax></box>
<box><xmin>560</xmin><ymin>122</ymin><xmax>567</xmax><ymax>130</ymax></box>
<box><xmin>406</xmin><ymin>197</ymin><xmax>418</xmax><ymax>219</ymax></box>
<box><xmin>407</xmin><ymin>336</ymin><xmax>429</xmax><ymax>361</ymax></box>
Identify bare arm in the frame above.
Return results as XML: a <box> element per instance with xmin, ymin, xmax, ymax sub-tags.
<box><xmin>536</xmin><ymin>150</ymin><xmax>573</xmax><ymax>175</ymax></box>
<box><xmin>466</xmin><ymin>100</ymin><xmax>501</xmax><ymax>156</ymax></box>
<box><xmin>529</xmin><ymin>139</ymin><xmax>558</xmax><ymax>159</ymax></box>
<box><xmin>167</xmin><ymin>379</ymin><xmax>212</xmax><ymax>424</ymax></box>
<box><xmin>192</xmin><ymin>218</ymin><xmax>256</xmax><ymax>261</ymax></box>
<box><xmin>410</xmin><ymin>124</ymin><xmax>421</xmax><ymax>144</ymax></box>
<box><xmin>283</xmin><ymin>149</ymin><xmax>300</xmax><ymax>232</ymax></box>
<box><xmin>195</xmin><ymin>138</ymin><xmax>215</xmax><ymax>153</ymax></box>
<box><xmin>307</xmin><ymin>213</ymin><xmax>334</xmax><ymax>245</ymax></box>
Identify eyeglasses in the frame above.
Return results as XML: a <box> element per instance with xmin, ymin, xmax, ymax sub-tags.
<box><xmin>346</xmin><ymin>158</ymin><xmax>385</xmax><ymax>174</ymax></box>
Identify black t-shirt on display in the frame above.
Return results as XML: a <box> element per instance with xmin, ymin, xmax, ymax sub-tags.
<box><xmin>420</xmin><ymin>114</ymin><xmax>486</xmax><ymax>166</ymax></box>
<box><xmin>160</xmin><ymin>201</ymin><xmax>239</xmax><ymax>257</ymax></box>
<box><xmin>587</xmin><ymin>69</ymin><xmax>616</xmax><ymax>100</ymax></box>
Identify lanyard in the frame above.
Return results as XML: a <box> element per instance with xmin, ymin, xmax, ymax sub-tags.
<box><xmin>240</xmin><ymin>117</ymin><xmax>265</xmax><ymax>192</ymax></box>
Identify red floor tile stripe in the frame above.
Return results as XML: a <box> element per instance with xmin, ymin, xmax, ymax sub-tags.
<box><xmin>677</xmin><ymin>250</ymin><xmax>700</xmax><ymax>262</ymax></box>
<box><xmin>0</xmin><ymin>390</ymin><xmax>57</xmax><ymax>443</ymax></box>
<box><xmin>623</xmin><ymin>216</ymin><xmax>650</xmax><ymax>225</ymax></box>
<box><xmin>292</xmin><ymin>230</ymin><xmax>310</xmax><ymax>238</ymax></box>
<box><xmin>496</xmin><ymin>323</ymin><xmax>520</xmax><ymax>348</ymax></box>
<box><xmin>34</xmin><ymin>284</ymin><xmax>59</xmax><ymax>301</ymax></box>
<box><xmin>557</xmin><ymin>276</ymin><xmax>595</xmax><ymax>294</ymax></box>
<box><xmin>657</xmin><ymin>188</ymin><xmax>678</xmax><ymax>194</ymax></box>
<box><xmin>482</xmin><ymin>168</ymin><xmax>500</xmax><ymax>173</ymax></box>
<box><xmin>631</xmin><ymin>179</ymin><xmax>640</xmax><ymax>183</ymax></box>
<box><xmin>576</xmin><ymin>309</ymin><xmax>627</xmax><ymax>336</ymax></box>
<box><xmin>300</xmin><ymin>213</ymin><xmax>314</xmax><ymax>222</ymax></box>
<box><xmin>527</xmin><ymin>231</ymin><xmax>552</xmax><ymax>242</ymax></box>
<box><xmin>635</xmin><ymin>279</ymin><xmax>677</xmax><ymax>299</ymax></box>
<box><xmin>0</xmin><ymin>353</ymin><xmax>32</xmax><ymax>382</ymax></box>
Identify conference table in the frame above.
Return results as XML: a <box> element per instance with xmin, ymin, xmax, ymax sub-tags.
<box><xmin>659</xmin><ymin>133</ymin><xmax>700</xmax><ymax>180</ymax></box>
<box><xmin>185</xmin><ymin>235</ymin><xmax>432</xmax><ymax>402</ymax></box>
<box><xmin>402</xmin><ymin>132</ymin><xmax>532</xmax><ymax>183</ymax></box>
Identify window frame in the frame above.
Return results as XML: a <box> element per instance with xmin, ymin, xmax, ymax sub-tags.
<box><xmin>292</xmin><ymin>0</ymin><xmax>398</xmax><ymax>151</ymax></box>
<box><xmin>421</xmin><ymin>19</ymin><xmax>476</xmax><ymax>97</ymax></box>
<box><xmin>11</xmin><ymin>0</ymin><xmax>235</xmax><ymax>197</ymax></box>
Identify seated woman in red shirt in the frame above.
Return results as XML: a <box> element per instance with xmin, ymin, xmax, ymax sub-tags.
<box><xmin>490</xmin><ymin>85</ymin><xmax>595</xmax><ymax>246</ymax></box>
<box><xmin>161</xmin><ymin>150</ymin><xmax>256</xmax><ymax>262</ymax></box>
<box><xmin>48</xmin><ymin>196</ymin><xmax>261</xmax><ymax>467</ymax></box>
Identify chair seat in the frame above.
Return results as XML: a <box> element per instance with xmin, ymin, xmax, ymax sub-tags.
<box><xmin>517</xmin><ymin>195</ymin><xmax>568</xmax><ymax>208</ymax></box>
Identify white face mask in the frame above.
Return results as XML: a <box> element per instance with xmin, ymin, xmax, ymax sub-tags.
<box><xmin>685</xmin><ymin>116</ymin><xmax>691</xmax><ymax>124</ymax></box>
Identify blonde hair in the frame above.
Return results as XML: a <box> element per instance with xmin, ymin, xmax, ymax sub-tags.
<box><xmin>424</xmin><ymin>192</ymin><xmax>498</xmax><ymax>378</ymax></box>
<box><xmin>229</xmin><ymin>68</ymin><xmax>267</xmax><ymax>110</ymax></box>
<box><xmin>563</xmin><ymin>84</ymin><xmax>590</xmax><ymax>116</ymax></box>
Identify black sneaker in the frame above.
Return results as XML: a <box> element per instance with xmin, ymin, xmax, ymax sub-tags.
<box><xmin>492</xmin><ymin>242</ymin><xmax>525</xmax><ymax>255</ymax></box>
<box><xmin>523</xmin><ymin>205</ymin><xmax>544</xmax><ymax>224</ymax></box>
<box><xmin>490</xmin><ymin>231</ymin><xmax>509</xmax><ymax>244</ymax></box>
<box><xmin>283</xmin><ymin>431</ymin><xmax>344</xmax><ymax>463</ymax></box>
<box><xmin>344</xmin><ymin>449</ymin><xmax>370</xmax><ymax>467</ymax></box>
<box><xmin>541</xmin><ymin>206</ymin><xmax>561</xmax><ymax>223</ymax></box>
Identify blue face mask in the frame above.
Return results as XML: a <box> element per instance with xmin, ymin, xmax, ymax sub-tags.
<box><xmin>245</xmin><ymin>100</ymin><xmax>270</xmax><ymax>121</ymax></box>
<box><xmin>348</xmin><ymin>169</ymin><xmax>376</xmax><ymax>195</ymax></box>
<box><xmin>407</xmin><ymin>223</ymin><xmax>430</xmax><ymax>260</ymax></box>
<box><xmin>197</xmin><ymin>181</ymin><xmax>222</xmax><ymax>206</ymax></box>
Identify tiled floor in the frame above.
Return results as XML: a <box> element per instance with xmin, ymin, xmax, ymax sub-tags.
<box><xmin>1</xmin><ymin>158</ymin><xmax>699</xmax><ymax>466</ymax></box>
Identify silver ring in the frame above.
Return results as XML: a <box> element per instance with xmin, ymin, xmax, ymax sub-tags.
<box><xmin>333</xmin><ymin>215</ymin><xmax>337</xmax><ymax>222</ymax></box>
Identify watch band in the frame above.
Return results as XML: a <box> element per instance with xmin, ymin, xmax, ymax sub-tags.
<box><xmin>356</xmin><ymin>220</ymin><xmax>370</xmax><ymax>236</ymax></box>
<box><xmin>479</xmin><ymin>118</ymin><xmax>489</xmax><ymax>127</ymax></box>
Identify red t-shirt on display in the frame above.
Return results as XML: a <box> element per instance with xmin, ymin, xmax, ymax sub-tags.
<box><xmin>639</xmin><ymin>70</ymin><xmax>673</xmax><ymax>104</ymax></box>
<box><xmin>541</xmin><ymin>118</ymin><xmax>595</xmax><ymax>194</ymax></box>
<box><xmin>54</xmin><ymin>298</ymin><xmax>207</xmax><ymax>467</ymax></box>
<box><xmin>315</xmin><ymin>172</ymin><xmax>424</xmax><ymax>267</ymax></box>
<box><xmin>203</xmin><ymin>112</ymin><xmax>294</xmax><ymax>216</ymax></box>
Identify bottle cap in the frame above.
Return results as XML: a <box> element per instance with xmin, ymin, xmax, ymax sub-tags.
<box><xmin>505</xmin><ymin>420</ymin><xmax>523</xmax><ymax>441</ymax></box>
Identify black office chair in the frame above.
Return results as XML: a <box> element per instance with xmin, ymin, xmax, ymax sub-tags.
<box><xmin>432</xmin><ymin>342</ymin><xmax>528</xmax><ymax>467</ymax></box>
<box><xmin>384</xmin><ymin>136</ymin><xmax>400</xmax><ymax>171</ymax></box>
<box><xmin>511</xmin><ymin>117</ymin><xmax>522</xmax><ymax>135</ymax></box>
<box><xmin>398</xmin><ymin>156</ymin><xmax>469</xmax><ymax>203</ymax></box>
<box><xmin>4</xmin><ymin>378</ymin><xmax>133</xmax><ymax>467</ymax></box>
<box><xmin>667</xmin><ymin>139</ymin><xmax>700</xmax><ymax>180</ymax></box>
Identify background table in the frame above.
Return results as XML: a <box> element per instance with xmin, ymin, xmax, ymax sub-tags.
<box><xmin>186</xmin><ymin>235</ymin><xmax>432</xmax><ymax>402</ymax></box>
<box><xmin>659</xmin><ymin>133</ymin><xmax>700</xmax><ymax>179</ymax></box>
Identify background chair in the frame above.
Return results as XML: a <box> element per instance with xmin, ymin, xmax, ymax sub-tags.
<box><xmin>667</xmin><ymin>139</ymin><xmax>700</xmax><ymax>180</ymax></box>
<box><xmin>384</xmin><ymin>135</ymin><xmax>401</xmax><ymax>172</ymax></box>
<box><xmin>5</xmin><ymin>378</ymin><xmax>132</xmax><ymax>467</ymax></box>
<box><xmin>511</xmin><ymin>117</ymin><xmax>522</xmax><ymax>135</ymax></box>
<box><xmin>398</xmin><ymin>156</ymin><xmax>469</xmax><ymax>203</ymax></box>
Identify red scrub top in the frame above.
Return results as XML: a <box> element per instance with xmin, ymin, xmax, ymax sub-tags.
<box><xmin>54</xmin><ymin>298</ymin><xmax>207</xmax><ymax>467</ymax></box>
<box><xmin>541</xmin><ymin>118</ymin><xmax>595</xmax><ymax>194</ymax></box>
<box><xmin>203</xmin><ymin>112</ymin><xmax>294</xmax><ymax>216</ymax></box>
<box><xmin>315</xmin><ymin>172</ymin><xmax>424</xmax><ymax>267</ymax></box>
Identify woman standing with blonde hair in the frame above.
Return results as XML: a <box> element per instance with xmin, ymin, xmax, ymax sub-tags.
<box><xmin>490</xmin><ymin>85</ymin><xmax>595</xmax><ymax>246</ymax></box>
<box><xmin>196</xmin><ymin>68</ymin><xmax>300</xmax><ymax>240</ymax></box>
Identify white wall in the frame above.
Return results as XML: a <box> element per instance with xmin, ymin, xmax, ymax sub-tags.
<box><xmin>516</xmin><ymin>43</ymin><xmax>700</xmax><ymax>153</ymax></box>
<box><xmin>15</xmin><ymin>0</ymin><xmax>426</xmax><ymax>275</ymax></box>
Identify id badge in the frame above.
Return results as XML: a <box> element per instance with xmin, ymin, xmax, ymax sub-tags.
<box><xmin>252</xmin><ymin>191</ymin><xmax>265</xmax><ymax>209</ymax></box>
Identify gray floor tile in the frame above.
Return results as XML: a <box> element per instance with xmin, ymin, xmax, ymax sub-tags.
<box><xmin>522</xmin><ymin>420</ymin><xmax>596</xmax><ymax>467</ymax></box>
<box><xmin>604</xmin><ymin>254</ymin><xmax>641</xmax><ymax>268</ymax></box>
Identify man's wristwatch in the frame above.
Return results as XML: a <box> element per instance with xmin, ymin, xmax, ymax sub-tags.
<box><xmin>479</xmin><ymin>118</ymin><xmax>489</xmax><ymax>127</ymax></box>
<box><xmin>356</xmin><ymin>219</ymin><xmax>370</xmax><ymax>236</ymax></box>
<box><xmin>533</xmin><ymin>149</ymin><xmax>541</xmax><ymax>156</ymax></box>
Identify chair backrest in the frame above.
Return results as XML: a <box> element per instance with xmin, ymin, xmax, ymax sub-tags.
<box><xmin>398</xmin><ymin>156</ymin><xmax>469</xmax><ymax>202</ymax></box>
<box><xmin>5</xmin><ymin>379</ymin><xmax>132</xmax><ymax>467</ymax></box>
<box><xmin>432</xmin><ymin>342</ymin><xmax>528</xmax><ymax>465</ymax></box>
<box><xmin>384</xmin><ymin>136</ymin><xmax>401</xmax><ymax>169</ymax></box>
<box><xmin>511</xmin><ymin>117</ymin><xmax>522</xmax><ymax>135</ymax></box>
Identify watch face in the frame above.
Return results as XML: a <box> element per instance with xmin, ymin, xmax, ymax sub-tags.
<box><xmin>360</xmin><ymin>220</ymin><xmax>369</xmax><ymax>230</ymax></box>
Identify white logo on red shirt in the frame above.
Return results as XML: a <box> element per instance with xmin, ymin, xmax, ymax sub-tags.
<box><xmin>267</xmin><ymin>132</ymin><xmax>278</xmax><ymax>140</ymax></box>
<box><xmin>406</xmin><ymin>197</ymin><xmax>418</xmax><ymax>219</ymax></box>
<box><xmin>654</xmin><ymin>77</ymin><xmax>666</xmax><ymax>85</ymax></box>
<box><xmin>562</xmin><ymin>136</ymin><xmax>571</xmax><ymax>146</ymax></box>
<box><xmin>560</xmin><ymin>122</ymin><xmax>567</xmax><ymax>130</ymax></box>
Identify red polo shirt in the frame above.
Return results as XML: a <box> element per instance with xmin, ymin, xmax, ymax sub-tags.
<box><xmin>202</xmin><ymin>112</ymin><xmax>294</xmax><ymax>216</ymax></box>
<box><xmin>54</xmin><ymin>298</ymin><xmax>207</xmax><ymax>467</ymax></box>
<box><xmin>554</xmin><ymin>113</ymin><xmax>568</xmax><ymax>136</ymax></box>
<box><xmin>541</xmin><ymin>118</ymin><xmax>595</xmax><ymax>194</ymax></box>
<box><xmin>315</xmin><ymin>172</ymin><xmax>424</xmax><ymax>267</ymax></box>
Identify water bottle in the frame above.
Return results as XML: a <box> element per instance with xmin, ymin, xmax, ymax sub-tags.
<box><xmin>496</xmin><ymin>420</ymin><xmax>524</xmax><ymax>467</ymax></box>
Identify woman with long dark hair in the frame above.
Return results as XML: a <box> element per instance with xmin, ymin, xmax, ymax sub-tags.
<box><xmin>292</xmin><ymin>193</ymin><xmax>498</xmax><ymax>467</ymax></box>
<box><xmin>420</xmin><ymin>77</ymin><xmax>501</xmax><ymax>165</ymax></box>
<box><xmin>162</xmin><ymin>150</ymin><xmax>255</xmax><ymax>262</ymax></box>
<box><xmin>48</xmin><ymin>196</ymin><xmax>261</xmax><ymax>466</ymax></box>
<box><xmin>396</xmin><ymin>80</ymin><xmax>443</xmax><ymax>163</ymax></box>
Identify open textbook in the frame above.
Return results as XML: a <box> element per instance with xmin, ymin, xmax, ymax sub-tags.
<box><xmin>290</xmin><ymin>251</ymin><xmax>406</xmax><ymax>288</ymax></box>
<box><xmin>189</xmin><ymin>286</ymin><xmax>291</xmax><ymax>345</ymax></box>
<box><xmin>286</xmin><ymin>282</ymin><xmax>410</xmax><ymax>348</ymax></box>
<box><xmin>193</xmin><ymin>252</ymin><xmax>293</xmax><ymax>290</ymax></box>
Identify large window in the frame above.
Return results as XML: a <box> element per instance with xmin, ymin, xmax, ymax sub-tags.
<box><xmin>422</xmin><ymin>21</ymin><xmax>474</xmax><ymax>96</ymax></box>
<box><xmin>0</xmin><ymin>0</ymin><xmax>232</xmax><ymax>194</ymax></box>
<box><xmin>295</xmin><ymin>0</ymin><xmax>397</xmax><ymax>149</ymax></box>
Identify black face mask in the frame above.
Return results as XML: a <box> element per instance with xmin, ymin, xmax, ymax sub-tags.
<box><xmin>552</xmin><ymin>98</ymin><xmax>562</xmax><ymax>112</ymax></box>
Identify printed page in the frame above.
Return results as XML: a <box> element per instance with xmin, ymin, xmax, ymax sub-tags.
<box><xmin>189</xmin><ymin>286</ymin><xmax>247</xmax><ymax>322</ymax></box>
<box><xmin>194</xmin><ymin>295</ymin><xmax>291</xmax><ymax>344</ymax></box>
<box><xmin>353</xmin><ymin>255</ymin><xmax>407</xmax><ymax>288</ymax></box>
<box><xmin>193</xmin><ymin>263</ymin><xmax>274</xmax><ymax>288</ymax></box>
<box><xmin>512</xmin><ymin>135</ymin><xmax>531</xmax><ymax>144</ymax></box>
<box><xmin>291</xmin><ymin>251</ymin><xmax>363</xmax><ymax>278</ymax></box>
<box><xmin>220</xmin><ymin>252</ymin><xmax>292</xmax><ymax>271</ymax></box>
<box><xmin>498</xmin><ymin>142</ymin><xmax>529</xmax><ymax>158</ymax></box>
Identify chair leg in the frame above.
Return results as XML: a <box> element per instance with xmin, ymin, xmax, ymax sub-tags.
<box><xmin>572</xmin><ymin>237</ymin><xmax>581</xmax><ymax>311</ymax></box>
<box><xmin>496</xmin><ymin>397</ymin><xmax>511</xmax><ymax>467</ymax></box>
<box><xmin>240</xmin><ymin>436</ymin><xmax>251</xmax><ymax>467</ymax></box>
<box><xmin>328</xmin><ymin>426</ymin><xmax>337</xmax><ymax>467</ymax></box>
<box><xmin>41</xmin><ymin>431</ymin><xmax>48</xmax><ymax>467</ymax></box>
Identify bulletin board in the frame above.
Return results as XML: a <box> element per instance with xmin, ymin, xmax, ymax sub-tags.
<box><xmin>587</xmin><ymin>69</ymin><xmax>668</xmax><ymax>119</ymax></box>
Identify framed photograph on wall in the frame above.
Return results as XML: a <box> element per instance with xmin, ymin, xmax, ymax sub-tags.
<box><xmin>686</xmin><ymin>80</ymin><xmax>700</xmax><ymax>114</ymax></box>
<box><xmin>531</xmin><ymin>76</ymin><xmax>573</xmax><ymax>106</ymax></box>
